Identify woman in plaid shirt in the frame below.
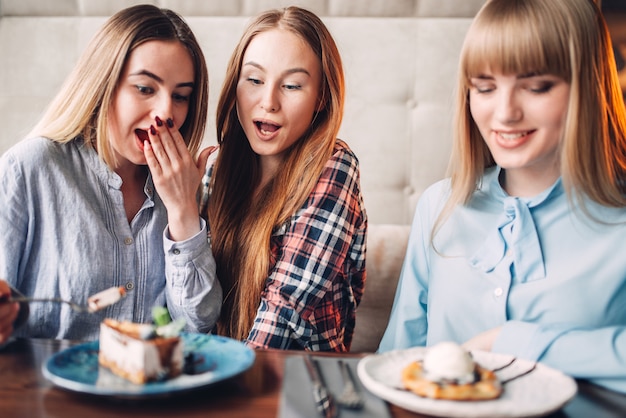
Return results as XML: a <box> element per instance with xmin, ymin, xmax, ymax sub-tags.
<box><xmin>200</xmin><ymin>6</ymin><xmax>367</xmax><ymax>351</ymax></box>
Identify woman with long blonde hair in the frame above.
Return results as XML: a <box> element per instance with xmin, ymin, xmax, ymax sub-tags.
<box><xmin>0</xmin><ymin>4</ymin><xmax>221</xmax><ymax>344</ymax></box>
<box><xmin>201</xmin><ymin>6</ymin><xmax>367</xmax><ymax>351</ymax></box>
<box><xmin>380</xmin><ymin>0</ymin><xmax>626</xmax><ymax>393</ymax></box>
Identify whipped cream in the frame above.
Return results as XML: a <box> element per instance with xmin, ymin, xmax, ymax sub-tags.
<box><xmin>422</xmin><ymin>341</ymin><xmax>476</xmax><ymax>384</ymax></box>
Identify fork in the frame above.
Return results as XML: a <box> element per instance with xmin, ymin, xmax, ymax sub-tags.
<box><xmin>337</xmin><ymin>360</ymin><xmax>365</xmax><ymax>410</ymax></box>
<box><xmin>3</xmin><ymin>296</ymin><xmax>91</xmax><ymax>313</ymax></box>
<box><xmin>304</xmin><ymin>355</ymin><xmax>338</xmax><ymax>418</ymax></box>
<box><xmin>1</xmin><ymin>286</ymin><xmax>127</xmax><ymax>313</ymax></box>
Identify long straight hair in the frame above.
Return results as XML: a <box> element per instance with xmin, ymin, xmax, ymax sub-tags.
<box><xmin>28</xmin><ymin>4</ymin><xmax>209</xmax><ymax>167</ymax></box>
<box><xmin>434</xmin><ymin>0</ymin><xmax>626</xmax><ymax>240</ymax></box>
<box><xmin>208</xmin><ymin>6</ymin><xmax>345</xmax><ymax>340</ymax></box>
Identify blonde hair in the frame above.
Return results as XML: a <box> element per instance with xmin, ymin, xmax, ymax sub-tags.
<box><xmin>435</xmin><ymin>0</ymin><xmax>626</xmax><ymax>238</ymax></box>
<box><xmin>28</xmin><ymin>4</ymin><xmax>209</xmax><ymax>167</ymax></box>
<box><xmin>208</xmin><ymin>6</ymin><xmax>345</xmax><ymax>340</ymax></box>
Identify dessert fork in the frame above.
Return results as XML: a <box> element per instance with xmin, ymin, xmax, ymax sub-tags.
<box><xmin>337</xmin><ymin>360</ymin><xmax>365</xmax><ymax>410</ymax></box>
<box><xmin>1</xmin><ymin>286</ymin><xmax>126</xmax><ymax>313</ymax></box>
<box><xmin>304</xmin><ymin>355</ymin><xmax>337</xmax><ymax>418</ymax></box>
<box><xmin>3</xmin><ymin>296</ymin><xmax>91</xmax><ymax>313</ymax></box>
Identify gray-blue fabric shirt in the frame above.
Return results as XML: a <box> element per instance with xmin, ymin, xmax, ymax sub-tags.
<box><xmin>0</xmin><ymin>137</ymin><xmax>221</xmax><ymax>340</ymax></box>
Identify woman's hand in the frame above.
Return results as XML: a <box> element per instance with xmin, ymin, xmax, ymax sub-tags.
<box><xmin>462</xmin><ymin>326</ymin><xmax>502</xmax><ymax>352</ymax></box>
<box><xmin>143</xmin><ymin>118</ymin><xmax>215</xmax><ymax>241</ymax></box>
<box><xmin>0</xmin><ymin>280</ymin><xmax>19</xmax><ymax>345</ymax></box>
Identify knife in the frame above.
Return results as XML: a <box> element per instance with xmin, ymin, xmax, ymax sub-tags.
<box><xmin>304</xmin><ymin>355</ymin><xmax>338</xmax><ymax>418</ymax></box>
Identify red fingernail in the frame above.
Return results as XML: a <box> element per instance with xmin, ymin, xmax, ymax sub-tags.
<box><xmin>150</xmin><ymin>125</ymin><xmax>156</xmax><ymax>135</ymax></box>
<box><xmin>166</xmin><ymin>118</ymin><xmax>174</xmax><ymax>128</ymax></box>
<box><xmin>155</xmin><ymin>116</ymin><xmax>163</xmax><ymax>127</ymax></box>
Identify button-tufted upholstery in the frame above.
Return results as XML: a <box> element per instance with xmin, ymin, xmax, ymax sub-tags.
<box><xmin>0</xmin><ymin>0</ymin><xmax>485</xmax><ymax>352</ymax></box>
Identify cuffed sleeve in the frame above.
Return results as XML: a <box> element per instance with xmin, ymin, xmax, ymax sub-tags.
<box><xmin>163</xmin><ymin>218</ymin><xmax>222</xmax><ymax>334</ymax></box>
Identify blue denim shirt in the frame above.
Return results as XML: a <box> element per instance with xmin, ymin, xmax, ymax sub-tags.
<box><xmin>0</xmin><ymin>137</ymin><xmax>221</xmax><ymax>341</ymax></box>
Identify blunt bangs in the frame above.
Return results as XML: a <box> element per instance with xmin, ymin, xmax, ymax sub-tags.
<box><xmin>461</xmin><ymin>0</ymin><xmax>572</xmax><ymax>84</ymax></box>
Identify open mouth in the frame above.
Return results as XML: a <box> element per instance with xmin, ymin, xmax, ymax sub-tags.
<box><xmin>135</xmin><ymin>129</ymin><xmax>150</xmax><ymax>148</ymax></box>
<box><xmin>255</xmin><ymin>121</ymin><xmax>280</xmax><ymax>136</ymax></box>
<box><xmin>135</xmin><ymin>129</ymin><xmax>149</xmax><ymax>143</ymax></box>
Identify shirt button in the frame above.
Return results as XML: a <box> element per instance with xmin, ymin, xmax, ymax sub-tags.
<box><xmin>125</xmin><ymin>282</ymin><xmax>135</xmax><ymax>291</ymax></box>
<box><xmin>124</xmin><ymin>237</ymin><xmax>133</xmax><ymax>245</ymax></box>
<box><xmin>172</xmin><ymin>248</ymin><xmax>180</xmax><ymax>255</ymax></box>
<box><xmin>494</xmin><ymin>287</ymin><xmax>503</xmax><ymax>297</ymax></box>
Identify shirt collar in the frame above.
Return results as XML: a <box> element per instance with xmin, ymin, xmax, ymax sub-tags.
<box><xmin>75</xmin><ymin>139</ymin><xmax>154</xmax><ymax>202</ymax></box>
<box><xmin>469</xmin><ymin>166</ymin><xmax>563</xmax><ymax>282</ymax></box>
<box><xmin>489</xmin><ymin>166</ymin><xmax>564</xmax><ymax>208</ymax></box>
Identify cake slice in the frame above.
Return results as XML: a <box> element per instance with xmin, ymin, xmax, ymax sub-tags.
<box><xmin>98</xmin><ymin>318</ymin><xmax>183</xmax><ymax>384</ymax></box>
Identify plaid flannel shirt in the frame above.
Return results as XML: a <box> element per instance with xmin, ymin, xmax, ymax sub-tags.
<box><xmin>201</xmin><ymin>139</ymin><xmax>367</xmax><ymax>351</ymax></box>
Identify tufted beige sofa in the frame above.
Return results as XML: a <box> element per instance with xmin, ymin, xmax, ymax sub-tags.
<box><xmin>0</xmin><ymin>0</ymin><xmax>485</xmax><ymax>352</ymax></box>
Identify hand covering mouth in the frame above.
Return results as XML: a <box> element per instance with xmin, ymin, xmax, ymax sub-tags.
<box><xmin>255</xmin><ymin>121</ymin><xmax>280</xmax><ymax>135</ymax></box>
<box><xmin>135</xmin><ymin>128</ymin><xmax>149</xmax><ymax>142</ymax></box>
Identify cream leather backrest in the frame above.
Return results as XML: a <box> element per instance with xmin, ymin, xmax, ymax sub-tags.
<box><xmin>0</xmin><ymin>0</ymin><xmax>484</xmax><ymax>225</ymax></box>
<box><xmin>0</xmin><ymin>1</ymin><xmax>487</xmax><ymax>352</ymax></box>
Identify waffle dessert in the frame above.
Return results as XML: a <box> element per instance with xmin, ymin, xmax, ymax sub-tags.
<box><xmin>401</xmin><ymin>341</ymin><xmax>502</xmax><ymax>401</ymax></box>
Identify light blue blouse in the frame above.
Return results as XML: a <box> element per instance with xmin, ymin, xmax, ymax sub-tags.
<box><xmin>0</xmin><ymin>137</ymin><xmax>222</xmax><ymax>340</ymax></box>
<box><xmin>379</xmin><ymin>166</ymin><xmax>626</xmax><ymax>393</ymax></box>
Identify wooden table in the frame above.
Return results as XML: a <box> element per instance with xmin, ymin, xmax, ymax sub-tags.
<box><xmin>1</xmin><ymin>338</ymin><xmax>625</xmax><ymax>418</ymax></box>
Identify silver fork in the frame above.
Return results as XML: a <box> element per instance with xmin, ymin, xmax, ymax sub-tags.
<box><xmin>4</xmin><ymin>296</ymin><xmax>91</xmax><ymax>312</ymax></box>
<box><xmin>1</xmin><ymin>286</ymin><xmax>127</xmax><ymax>313</ymax></box>
<box><xmin>337</xmin><ymin>360</ymin><xmax>365</xmax><ymax>410</ymax></box>
<box><xmin>304</xmin><ymin>355</ymin><xmax>338</xmax><ymax>418</ymax></box>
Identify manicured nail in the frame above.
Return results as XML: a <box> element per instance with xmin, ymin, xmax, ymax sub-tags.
<box><xmin>166</xmin><ymin>118</ymin><xmax>174</xmax><ymax>128</ymax></box>
<box><xmin>155</xmin><ymin>116</ymin><xmax>163</xmax><ymax>127</ymax></box>
<box><xmin>150</xmin><ymin>125</ymin><xmax>156</xmax><ymax>135</ymax></box>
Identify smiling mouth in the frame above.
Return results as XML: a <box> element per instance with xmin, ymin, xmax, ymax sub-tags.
<box><xmin>255</xmin><ymin>121</ymin><xmax>280</xmax><ymax>136</ymax></box>
<box><xmin>498</xmin><ymin>130</ymin><xmax>534</xmax><ymax>140</ymax></box>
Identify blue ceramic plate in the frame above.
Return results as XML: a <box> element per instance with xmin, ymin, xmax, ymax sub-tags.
<box><xmin>42</xmin><ymin>333</ymin><xmax>255</xmax><ymax>398</ymax></box>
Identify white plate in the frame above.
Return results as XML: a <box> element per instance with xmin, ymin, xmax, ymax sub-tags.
<box><xmin>357</xmin><ymin>347</ymin><xmax>577</xmax><ymax>418</ymax></box>
<box><xmin>42</xmin><ymin>333</ymin><xmax>255</xmax><ymax>398</ymax></box>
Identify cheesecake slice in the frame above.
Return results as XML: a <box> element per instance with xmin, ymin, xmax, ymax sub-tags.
<box><xmin>98</xmin><ymin>318</ymin><xmax>183</xmax><ymax>384</ymax></box>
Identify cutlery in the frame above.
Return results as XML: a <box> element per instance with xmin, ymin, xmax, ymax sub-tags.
<box><xmin>497</xmin><ymin>360</ymin><xmax>538</xmax><ymax>384</ymax></box>
<box><xmin>0</xmin><ymin>286</ymin><xmax>127</xmax><ymax>313</ymax></box>
<box><xmin>337</xmin><ymin>360</ymin><xmax>365</xmax><ymax>410</ymax></box>
<box><xmin>304</xmin><ymin>355</ymin><xmax>337</xmax><ymax>418</ymax></box>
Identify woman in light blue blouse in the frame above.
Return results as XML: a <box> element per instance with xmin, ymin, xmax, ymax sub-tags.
<box><xmin>0</xmin><ymin>5</ymin><xmax>221</xmax><ymax>344</ymax></box>
<box><xmin>379</xmin><ymin>0</ymin><xmax>626</xmax><ymax>393</ymax></box>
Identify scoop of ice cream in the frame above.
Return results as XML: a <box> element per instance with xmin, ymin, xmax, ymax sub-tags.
<box><xmin>422</xmin><ymin>341</ymin><xmax>476</xmax><ymax>384</ymax></box>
